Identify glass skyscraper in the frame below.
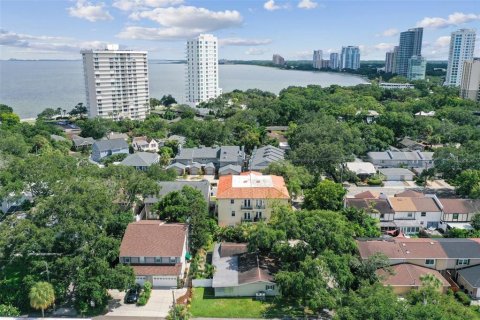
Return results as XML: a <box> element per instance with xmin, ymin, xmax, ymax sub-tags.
<box><xmin>395</xmin><ymin>27</ymin><xmax>423</xmax><ymax>78</ymax></box>
<box><xmin>340</xmin><ymin>46</ymin><xmax>360</xmax><ymax>70</ymax></box>
<box><xmin>445</xmin><ymin>29</ymin><xmax>476</xmax><ymax>87</ymax></box>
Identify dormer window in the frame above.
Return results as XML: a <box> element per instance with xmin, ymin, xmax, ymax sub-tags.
<box><xmin>170</xmin><ymin>257</ymin><xmax>176</xmax><ymax>263</ymax></box>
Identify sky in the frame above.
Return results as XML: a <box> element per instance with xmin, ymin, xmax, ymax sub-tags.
<box><xmin>0</xmin><ymin>0</ymin><xmax>479</xmax><ymax>60</ymax></box>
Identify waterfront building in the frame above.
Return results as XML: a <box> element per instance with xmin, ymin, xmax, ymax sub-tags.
<box><xmin>395</xmin><ymin>28</ymin><xmax>423</xmax><ymax>77</ymax></box>
<box><xmin>407</xmin><ymin>56</ymin><xmax>426</xmax><ymax>80</ymax></box>
<box><xmin>340</xmin><ymin>46</ymin><xmax>360</xmax><ymax>70</ymax></box>
<box><xmin>321</xmin><ymin>60</ymin><xmax>330</xmax><ymax>68</ymax></box>
<box><xmin>313</xmin><ymin>50</ymin><xmax>323</xmax><ymax>69</ymax></box>
<box><xmin>329</xmin><ymin>53</ymin><xmax>340</xmax><ymax>69</ymax></box>
<box><xmin>81</xmin><ymin>44</ymin><xmax>149</xmax><ymax>120</ymax></box>
<box><xmin>273</xmin><ymin>54</ymin><xmax>285</xmax><ymax>65</ymax></box>
<box><xmin>445</xmin><ymin>29</ymin><xmax>476</xmax><ymax>86</ymax></box>
<box><xmin>186</xmin><ymin>34</ymin><xmax>221</xmax><ymax>105</ymax></box>
<box><xmin>460</xmin><ymin>58</ymin><xmax>480</xmax><ymax>102</ymax></box>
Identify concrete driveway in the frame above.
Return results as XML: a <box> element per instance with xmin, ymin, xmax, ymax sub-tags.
<box><xmin>105</xmin><ymin>288</ymin><xmax>187</xmax><ymax>318</ymax></box>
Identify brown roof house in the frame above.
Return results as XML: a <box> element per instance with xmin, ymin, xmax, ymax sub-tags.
<box><xmin>377</xmin><ymin>263</ymin><xmax>450</xmax><ymax>295</ymax></box>
<box><xmin>119</xmin><ymin>221</ymin><xmax>188</xmax><ymax>288</ymax></box>
<box><xmin>438</xmin><ymin>198</ymin><xmax>480</xmax><ymax>231</ymax></box>
<box><xmin>212</xmin><ymin>243</ymin><xmax>279</xmax><ymax>297</ymax></box>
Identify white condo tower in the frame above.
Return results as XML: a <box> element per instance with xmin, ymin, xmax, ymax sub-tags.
<box><xmin>186</xmin><ymin>34</ymin><xmax>222</xmax><ymax>105</ymax></box>
<box><xmin>81</xmin><ymin>44</ymin><xmax>150</xmax><ymax>121</ymax></box>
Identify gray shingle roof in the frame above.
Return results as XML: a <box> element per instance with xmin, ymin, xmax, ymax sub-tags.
<box><xmin>379</xmin><ymin>168</ymin><xmax>415</xmax><ymax>175</ymax></box>
<box><xmin>219</xmin><ymin>164</ymin><xmax>242</xmax><ymax>173</ymax></box>
<box><xmin>166</xmin><ymin>162</ymin><xmax>186</xmax><ymax>169</ymax></box>
<box><xmin>93</xmin><ymin>138</ymin><xmax>128</xmax><ymax>152</ymax></box>
<box><xmin>436</xmin><ymin>238</ymin><xmax>480</xmax><ymax>259</ymax></box>
<box><xmin>72</xmin><ymin>135</ymin><xmax>95</xmax><ymax>147</ymax></box>
<box><xmin>368</xmin><ymin>151</ymin><xmax>433</xmax><ymax>161</ymax></box>
<box><xmin>121</xmin><ymin>152</ymin><xmax>159</xmax><ymax>167</ymax></box>
<box><xmin>249</xmin><ymin>145</ymin><xmax>285</xmax><ymax>170</ymax></box>
<box><xmin>457</xmin><ymin>265</ymin><xmax>480</xmax><ymax>287</ymax></box>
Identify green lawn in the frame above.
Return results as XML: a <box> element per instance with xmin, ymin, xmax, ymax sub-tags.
<box><xmin>189</xmin><ymin>288</ymin><xmax>304</xmax><ymax>318</ymax></box>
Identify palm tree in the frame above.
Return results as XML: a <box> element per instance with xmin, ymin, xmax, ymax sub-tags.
<box><xmin>29</xmin><ymin>281</ymin><xmax>55</xmax><ymax>318</ymax></box>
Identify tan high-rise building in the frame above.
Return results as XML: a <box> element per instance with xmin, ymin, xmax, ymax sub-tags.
<box><xmin>460</xmin><ymin>58</ymin><xmax>480</xmax><ymax>102</ymax></box>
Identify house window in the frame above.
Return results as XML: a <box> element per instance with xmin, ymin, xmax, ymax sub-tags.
<box><xmin>425</xmin><ymin>259</ymin><xmax>435</xmax><ymax>266</ymax></box>
<box><xmin>155</xmin><ymin>257</ymin><xmax>162</xmax><ymax>263</ymax></box>
<box><xmin>421</xmin><ymin>212</ymin><xmax>426</xmax><ymax>217</ymax></box>
<box><xmin>266</xmin><ymin>285</ymin><xmax>275</xmax><ymax>290</ymax></box>
<box><xmin>170</xmin><ymin>257</ymin><xmax>176</xmax><ymax>263</ymax></box>
<box><xmin>380</xmin><ymin>214</ymin><xmax>385</xmax><ymax>219</ymax></box>
<box><xmin>231</xmin><ymin>211</ymin><xmax>235</xmax><ymax>217</ymax></box>
<box><xmin>453</xmin><ymin>213</ymin><xmax>459</xmax><ymax>220</ymax></box>
<box><xmin>407</xmin><ymin>213</ymin><xmax>413</xmax><ymax>218</ymax></box>
<box><xmin>457</xmin><ymin>259</ymin><xmax>470</xmax><ymax>266</ymax></box>
<box><xmin>124</xmin><ymin>257</ymin><xmax>130</xmax><ymax>263</ymax></box>
<box><xmin>230</xmin><ymin>199</ymin><xmax>234</xmax><ymax>204</ymax></box>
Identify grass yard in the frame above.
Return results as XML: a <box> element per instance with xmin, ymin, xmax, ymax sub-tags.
<box><xmin>190</xmin><ymin>288</ymin><xmax>270</xmax><ymax>318</ymax></box>
<box><xmin>189</xmin><ymin>288</ymin><xmax>304</xmax><ymax>318</ymax></box>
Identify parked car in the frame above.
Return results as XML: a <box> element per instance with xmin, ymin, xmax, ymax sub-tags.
<box><xmin>124</xmin><ymin>286</ymin><xmax>140</xmax><ymax>304</ymax></box>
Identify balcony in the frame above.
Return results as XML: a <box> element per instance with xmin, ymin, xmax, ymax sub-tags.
<box><xmin>241</xmin><ymin>204</ymin><xmax>253</xmax><ymax>210</ymax></box>
<box><xmin>241</xmin><ymin>217</ymin><xmax>266</xmax><ymax>223</ymax></box>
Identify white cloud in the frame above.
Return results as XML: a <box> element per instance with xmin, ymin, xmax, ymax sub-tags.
<box><xmin>373</xmin><ymin>43</ymin><xmax>395</xmax><ymax>51</ymax></box>
<box><xmin>245</xmin><ymin>48</ymin><xmax>268</xmax><ymax>55</ymax></box>
<box><xmin>416</xmin><ymin>12</ymin><xmax>480</xmax><ymax>29</ymax></box>
<box><xmin>0</xmin><ymin>29</ymin><xmax>110</xmax><ymax>52</ymax></box>
<box><xmin>112</xmin><ymin>0</ymin><xmax>183</xmax><ymax>11</ymax></box>
<box><xmin>219</xmin><ymin>38</ymin><xmax>272</xmax><ymax>46</ymax></box>
<box><xmin>118</xmin><ymin>6</ymin><xmax>242</xmax><ymax>40</ymax></box>
<box><xmin>379</xmin><ymin>28</ymin><xmax>399</xmax><ymax>37</ymax></box>
<box><xmin>264</xmin><ymin>0</ymin><xmax>285</xmax><ymax>11</ymax></box>
<box><xmin>434</xmin><ymin>35</ymin><xmax>451</xmax><ymax>47</ymax></box>
<box><xmin>298</xmin><ymin>0</ymin><xmax>318</xmax><ymax>9</ymax></box>
<box><xmin>68</xmin><ymin>0</ymin><xmax>113</xmax><ymax>22</ymax></box>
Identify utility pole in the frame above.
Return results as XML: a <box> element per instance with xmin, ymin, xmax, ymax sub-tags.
<box><xmin>171</xmin><ymin>290</ymin><xmax>176</xmax><ymax>320</ymax></box>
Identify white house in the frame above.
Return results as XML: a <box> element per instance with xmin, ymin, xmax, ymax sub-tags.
<box><xmin>212</xmin><ymin>243</ymin><xmax>279</xmax><ymax>297</ymax></box>
<box><xmin>132</xmin><ymin>136</ymin><xmax>159</xmax><ymax>152</ymax></box>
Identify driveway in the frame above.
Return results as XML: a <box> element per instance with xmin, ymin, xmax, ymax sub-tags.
<box><xmin>104</xmin><ymin>288</ymin><xmax>187</xmax><ymax>318</ymax></box>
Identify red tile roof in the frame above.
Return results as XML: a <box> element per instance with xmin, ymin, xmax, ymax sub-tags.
<box><xmin>132</xmin><ymin>265</ymin><xmax>182</xmax><ymax>276</ymax></box>
<box><xmin>119</xmin><ymin>221</ymin><xmax>187</xmax><ymax>257</ymax></box>
<box><xmin>217</xmin><ymin>172</ymin><xmax>289</xmax><ymax>200</ymax></box>
<box><xmin>377</xmin><ymin>264</ymin><xmax>449</xmax><ymax>287</ymax></box>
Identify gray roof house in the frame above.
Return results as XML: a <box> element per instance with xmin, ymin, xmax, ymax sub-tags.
<box><xmin>455</xmin><ymin>265</ymin><xmax>480</xmax><ymax>299</ymax></box>
<box><xmin>121</xmin><ymin>152</ymin><xmax>159</xmax><ymax>171</ymax></box>
<box><xmin>166</xmin><ymin>162</ymin><xmax>186</xmax><ymax>175</ymax></box>
<box><xmin>212</xmin><ymin>243</ymin><xmax>279</xmax><ymax>297</ymax></box>
<box><xmin>72</xmin><ymin>135</ymin><xmax>95</xmax><ymax>149</ymax></box>
<box><xmin>248</xmin><ymin>145</ymin><xmax>285</xmax><ymax>171</ymax></box>
<box><xmin>173</xmin><ymin>146</ymin><xmax>245</xmax><ymax>169</ymax></box>
<box><xmin>367</xmin><ymin>150</ymin><xmax>434</xmax><ymax>168</ymax></box>
<box><xmin>218</xmin><ymin>164</ymin><xmax>242</xmax><ymax>176</ymax></box>
<box><xmin>91</xmin><ymin>139</ymin><xmax>129</xmax><ymax>162</ymax></box>
<box><xmin>378</xmin><ymin>168</ymin><xmax>415</xmax><ymax>181</ymax></box>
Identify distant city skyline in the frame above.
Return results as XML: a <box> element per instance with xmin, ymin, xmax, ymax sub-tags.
<box><xmin>1</xmin><ymin>1</ymin><xmax>479</xmax><ymax>60</ymax></box>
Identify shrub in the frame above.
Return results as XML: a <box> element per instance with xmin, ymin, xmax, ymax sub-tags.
<box><xmin>0</xmin><ymin>304</ymin><xmax>20</xmax><ymax>317</ymax></box>
<box><xmin>455</xmin><ymin>291</ymin><xmax>471</xmax><ymax>306</ymax></box>
<box><xmin>367</xmin><ymin>178</ymin><xmax>383</xmax><ymax>186</ymax></box>
<box><xmin>137</xmin><ymin>281</ymin><xmax>152</xmax><ymax>306</ymax></box>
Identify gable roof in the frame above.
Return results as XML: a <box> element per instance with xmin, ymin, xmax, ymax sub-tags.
<box><xmin>345</xmin><ymin>198</ymin><xmax>394</xmax><ymax>214</ymax></box>
<box><xmin>377</xmin><ymin>263</ymin><xmax>449</xmax><ymax>287</ymax></box>
<box><xmin>121</xmin><ymin>152</ymin><xmax>159</xmax><ymax>167</ymax></box>
<box><xmin>249</xmin><ymin>145</ymin><xmax>285</xmax><ymax>170</ymax></box>
<box><xmin>119</xmin><ymin>221</ymin><xmax>187</xmax><ymax>257</ymax></box>
<box><xmin>457</xmin><ymin>265</ymin><xmax>480</xmax><ymax>288</ymax></box>
<box><xmin>217</xmin><ymin>172</ymin><xmax>289</xmax><ymax>199</ymax></box>
<box><xmin>438</xmin><ymin>199</ymin><xmax>480</xmax><ymax>214</ymax></box>
<box><xmin>388</xmin><ymin>197</ymin><xmax>441</xmax><ymax>212</ymax></box>
<box><xmin>72</xmin><ymin>135</ymin><xmax>94</xmax><ymax>147</ymax></box>
<box><xmin>144</xmin><ymin>180</ymin><xmax>210</xmax><ymax>203</ymax></box>
<box><xmin>354</xmin><ymin>191</ymin><xmax>380</xmax><ymax>199</ymax></box>
<box><xmin>395</xmin><ymin>190</ymin><xmax>424</xmax><ymax>197</ymax></box>
<box><xmin>219</xmin><ymin>164</ymin><xmax>242</xmax><ymax>173</ymax></box>
<box><xmin>345</xmin><ymin>162</ymin><xmax>376</xmax><ymax>175</ymax></box>
<box><xmin>93</xmin><ymin>138</ymin><xmax>128</xmax><ymax>152</ymax></box>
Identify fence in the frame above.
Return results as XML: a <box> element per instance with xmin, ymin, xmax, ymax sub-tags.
<box><xmin>192</xmin><ymin>278</ymin><xmax>212</xmax><ymax>287</ymax></box>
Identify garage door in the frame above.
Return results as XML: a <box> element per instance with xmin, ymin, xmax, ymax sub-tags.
<box><xmin>135</xmin><ymin>276</ymin><xmax>146</xmax><ymax>286</ymax></box>
<box><xmin>153</xmin><ymin>276</ymin><xmax>177</xmax><ymax>287</ymax></box>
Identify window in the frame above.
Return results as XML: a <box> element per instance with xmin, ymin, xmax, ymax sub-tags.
<box><xmin>457</xmin><ymin>259</ymin><xmax>470</xmax><ymax>266</ymax></box>
<box><xmin>266</xmin><ymin>285</ymin><xmax>275</xmax><ymax>290</ymax></box>
<box><xmin>155</xmin><ymin>257</ymin><xmax>162</xmax><ymax>263</ymax></box>
<box><xmin>170</xmin><ymin>257</ymin><xmax>176</xmax><ymax>263</ymax></box>
<box><xmin>231</xmin><ymin>211</ymin><xmax>235</xmax><ymax>217</ymax></box>
<box><xmin>453</xmin><ymin>213</ymin><xmax>459</xmax><ymax>220</ymax></box>
<box><xmin>380</xmin><ymin>214</ymin><xmax>385</xmax><ymax>219</ymax></box>
<box><xmin>124</xmin><ymin>257</ymin><xmax>130</xmax><ymax>263</ymax></box>
<box><xmin>407</xmin><ymin>213</ymin><xmax>413</xmax><ymax>218</ymax></box>
<box><xmin>425</xmin><ymin>259</ymin><xmax>435</xmax><ymax>265</ymax></box>
<box><xmin>230</xmin><ymin>199</ymin><xmax>234</xmax><ymax>204</ymax></box>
